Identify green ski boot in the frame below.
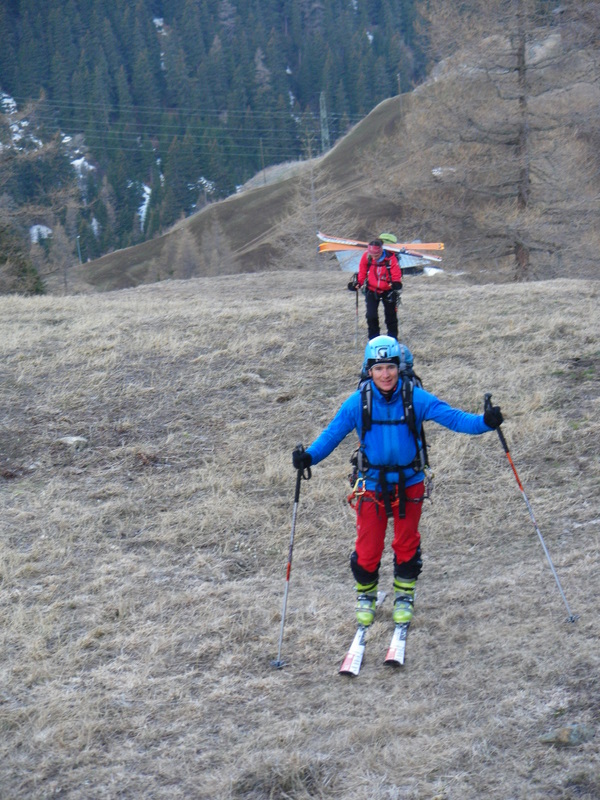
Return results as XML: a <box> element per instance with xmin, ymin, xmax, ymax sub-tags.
<box><xmin>393</xmin><ymin>578</ymin><xmax>416</xmax><ymax>624</ymax></box>
<box><xmin>355</xmin><ymin>580</ymin><xmax>378</xmax><ymax>627</ymax></box>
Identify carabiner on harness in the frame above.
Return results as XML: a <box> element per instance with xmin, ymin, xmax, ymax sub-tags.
<box><xmin>347</xmin><ymin>469</ymin><xmax>367</xmax><ymax>508</ymax></box>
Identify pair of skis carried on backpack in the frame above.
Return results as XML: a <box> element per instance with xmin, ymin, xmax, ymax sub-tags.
<box><xmin>317</xmin><ymin>231</ymin><xmax>444</xmax><ymax>263</ymax></box>
<box><xmin>339</xmin><ymin>591</ymin><xmax>410</xmax><ymax>676</ymax></box>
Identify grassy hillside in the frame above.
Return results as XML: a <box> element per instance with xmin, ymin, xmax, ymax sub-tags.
<box><xmin>58</xmin><ymin>27</ymin><xmax>600</xmax><ymax>295</ymax></box>
<box><xmin>1</xmin><ymin>272</ymin><xmax>598</xmax><ymax>798</ymax></box>
<box><xmin>54</xmin><ymin>93</ymin><xmax>465</xmax><ymax>294</ymax></box>
<box><xmin>60</xmin><ymin>96</ymin><xmax>407</xmax><ymax>295</ymax></box>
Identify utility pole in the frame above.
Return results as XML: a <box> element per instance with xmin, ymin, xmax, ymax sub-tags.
<box><xmin>260</xmin><ymin>138</ymin><xmax>267</xmax><ymax>185</ymax></box>
<box><xmin>319</xmin><ymin>91</ymin><xmax>330</xmax><ymax>153</ymax></box>
<box><xmin>306</xmin><ymin>137</ymin><xmax>318</xmax><ymax>231</ymax></box>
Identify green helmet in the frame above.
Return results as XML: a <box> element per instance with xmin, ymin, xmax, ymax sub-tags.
<box><xmin>379</xmin><ymin>232</ymin><xmax>398</xmax><ymax>244</ymax></box>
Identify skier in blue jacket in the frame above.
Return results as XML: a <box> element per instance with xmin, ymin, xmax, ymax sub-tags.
<box><xmin>292</xmin><ymin>335</ymin><xmax>503</xmax><ymax>627</ymax></box>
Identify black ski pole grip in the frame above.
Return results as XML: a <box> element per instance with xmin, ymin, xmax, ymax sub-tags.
<box><xmin>484</xmin><ymin>392</ymin><xmax>509</xmax><ymax>453</ymax></box>
<box><xmin>293</xmin><ymin>443</ymin><xmax>311</xmax><ymax>499</ymax></box>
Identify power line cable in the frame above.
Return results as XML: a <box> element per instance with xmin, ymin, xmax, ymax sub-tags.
<box><xmin>10</xmin><ymin>95</ymin><xmax>365</xmax><ymax>124</ymax></box>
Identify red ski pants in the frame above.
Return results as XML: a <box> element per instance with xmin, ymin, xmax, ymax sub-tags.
<box><xmin>354</xmin><ymin>481</ymin><xmax>424</xmax><ymax>573</ymax></box>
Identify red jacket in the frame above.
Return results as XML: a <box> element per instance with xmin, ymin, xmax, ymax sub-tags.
<box><xmin>357</xmin><ymin>251</ymin><xmax>402</xmax><ymax>293</ymax></box>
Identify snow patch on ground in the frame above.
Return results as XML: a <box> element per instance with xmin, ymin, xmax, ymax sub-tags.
<box><xmin>30</xmin><ymin>225</ymin><xmax>53</xmax><ymax>243</ymax></box>
<box><xmin>0</xmin><ymin>92</ymin><xmax>17</xmax><ymax>114</ymax></box>
<box><xmin>138</xmin><ymin>185</ymin><xmax>152</xmax><ymax>229</ymax></box>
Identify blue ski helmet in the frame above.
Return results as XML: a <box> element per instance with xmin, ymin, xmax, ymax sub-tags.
<box><xmin>364</xmin><ymin>336</ymin><xmax>413</xmax><ymax>371</ymax></box>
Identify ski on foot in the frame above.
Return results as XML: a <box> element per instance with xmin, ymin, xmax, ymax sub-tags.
<box><xmin>384</xmin><ymin>622</ymin><xmax>410</xmax><ymax>666</ymax></box>
<box><xmin>339</xmin><ymin>625</ymin><xmax>367</xmax><ymax>676</ymax></box>
<box><xmin>339</xmin><ymin>591</ymin><xmax>387</xmax><ymax>676</ymax></box>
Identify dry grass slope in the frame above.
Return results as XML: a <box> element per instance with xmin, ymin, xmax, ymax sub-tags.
<box><xmin>1</xmin><ymin>271</ymin><xmax>599</xmax><ymax>799</ymax></box>
<box><xmin>64</xmin><ymin>93</ymin><xmax>414</xmax><ymax>295</ymax></box>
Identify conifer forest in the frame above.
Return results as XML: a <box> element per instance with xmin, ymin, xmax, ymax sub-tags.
<box><xmin>0</xmin><ymin>0</ymin><xmax>426</xmax><ymax>282</ymax></box>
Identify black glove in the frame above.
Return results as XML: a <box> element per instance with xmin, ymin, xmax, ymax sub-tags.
<box><xmin>392</xmin><ymin>281</ymin><xmax>403</xmax><ymax>292</ymax></box>
<box><xmin>484</xmin><ymin>405</ymin><xmax>504</xmax><ymax>429</ymax></box>
<box><xmin>347</xmin><ymin>273</ymin><xmax>359</xmax><ymax>292</ymax></box>
<box><xmin>292</xmin><ymin>449</ymin><xmax>312</xmax><ymax>471</ymax></box>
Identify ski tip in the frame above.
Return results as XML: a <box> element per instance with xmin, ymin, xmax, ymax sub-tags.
<box><xmin>384</xmin><ymin>654</ymin><xmax>405</xmax><ymax>667</ymax></box>
<box><xmin>384</xmin><ymin>622</ymin><xmax>409</xmax><ymax>667</ymax></box>
<box><xmin>339</xmin><ymin>658</ymin><xmax>362</xmax><ymax>676</ymax></box>
<box><xmin>339</xmin><ymin>627</ymin><xmax>367</xmax><ymax>675</ymax></box>
<box><xmin>339</xmin><ymin>648</ymin><xmax>364</xmax><ymax>676</ymax></box>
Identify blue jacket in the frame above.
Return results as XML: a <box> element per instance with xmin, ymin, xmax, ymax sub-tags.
<box><xmin>307</xmin><ymin>381</ymin><xmax>492</xmax><ymax>491</ymax></box>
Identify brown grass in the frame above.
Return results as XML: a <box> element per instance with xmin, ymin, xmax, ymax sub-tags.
<box><xmin>1</xmin><ymin>271</ymin><xmax>599</xmax><ymax>799</ymax></box>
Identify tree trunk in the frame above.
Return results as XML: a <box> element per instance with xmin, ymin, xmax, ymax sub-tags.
<box><xmin>514</xmin><ymin>0</ymin><xmax>531</xmax><ymax>278</ymax></box>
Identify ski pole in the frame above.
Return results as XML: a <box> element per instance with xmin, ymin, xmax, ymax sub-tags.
<box><xmin>271</xmin><ymin>444</ymin><xmax>311</xmax><ymax>668</ymax></box>
<box><xmin>355</xmin><ymin>286</ymin><xmax>359</xmax><ymax>352</ymax></box>
<box><xmin>484</xmin><ymin>393</ymin><xmax>578</xmax><ymax>623</ymax></box>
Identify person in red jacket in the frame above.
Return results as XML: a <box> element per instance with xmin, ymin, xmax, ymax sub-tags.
<box><xmin>348</xmin><ymin>238</ymin><xmax>403</xmax><ymax>339</ymax></box>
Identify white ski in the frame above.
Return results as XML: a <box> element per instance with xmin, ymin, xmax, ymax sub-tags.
<box><xmin>339</xmin><ymin>626</ymin><xmax>367</xmax><ymax>676</ymax></box>
<box><xmin>317</xmin><ymin>231</ymin><xmax>444</xmax><ymax>257</ymax></box>
<box><xmin>384</xmin><ymin>623</ymin><xmax>410</xmax><ymax>666</ymax></box>
<box><xmin>339</xmin><ymin>591</ymin><xmax>387</xmax><ymax>676</ymax></box>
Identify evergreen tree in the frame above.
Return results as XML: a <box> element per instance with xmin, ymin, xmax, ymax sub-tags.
<box><xmin>163</xmin><ymin>30</ymin><xmax>191</xmax><ymax>108</ymax></box>
<box><xmin>132</xmin><ymin>0</ymin><xmax>164</xmax><ymax>100</ymax></box>
<box><xmin>115</xmin><ymin>66</ymin><xmax>135</xmax><ymax>126</ymax></box>
<box><xmin>15</xmin><ymin>2</ymin><xmax>46</xmax><ymax>98</ymax></box>
<box><xmin>50</xmin><ymin>51</ymin><xmax>72</xmax><ymax>122</ymax></box>
<box><xmin>70</xmin><ymin>52</ymin><xmax>92</xmax><ymax>128</ymax></box>
<box><xmin>179</xmin><ymin>0</ymin><xmax>207</xmax><ymax>72</ymax></box>
<box><xmin>132</xmin><ymin>50</ymin><xmax>160</xmax><ymax>110</ymax></box>
<box><xmin>0</xmin><ymin>6</ymin><xmax>18</xmax><ymax>93</ymax></box>
<box><xmin>104</xmin><ymin>150</ymin><xmax>142</xmax><ymax>247</ymax></box>
<box><xmin>98</xmin><ymin>15</ymin><xmax>125</xmax><ymax>95</ymax></box>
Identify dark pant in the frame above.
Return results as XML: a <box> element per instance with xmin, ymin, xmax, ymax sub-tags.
<box><xmin>365</xmin><ymin>290</ymin><xmax>398</xmax><ymax>339</ymax></box>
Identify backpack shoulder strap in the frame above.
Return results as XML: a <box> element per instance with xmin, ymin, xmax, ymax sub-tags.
<box><xmin>360</xmin><ymin>380</ymin><xmax>373</xmax><ymax>434</ymax></box>
<box><xmin>383</xmin><ymin>252</ymin><xmax>393</xmax><ymax>283</ymax></box>
<box><xmin>365</xmin><ymin>255</ymin><xmax>373</xmax><ymax>287</ymax></box>
<box><xmin>401</xmin><ymin>374</ymin><xmax>429</xmax><ymax>468</ymax></box>
<box><xmin>401</xmin><ymin>375</ymin><xmax>416</xmax><ymax>433</ymax></box>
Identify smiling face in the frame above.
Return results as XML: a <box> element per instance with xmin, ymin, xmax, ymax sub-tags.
<box><xmin>369</xmin><ymin>362</ymin><xmax>399</xmax><ymax>393</ymax></box>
